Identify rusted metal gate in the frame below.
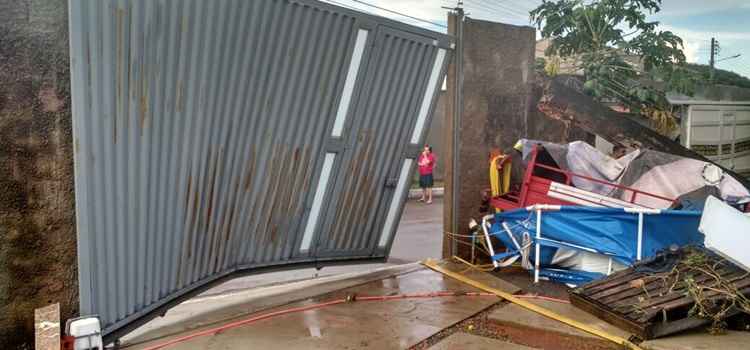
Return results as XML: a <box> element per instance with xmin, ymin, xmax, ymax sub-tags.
<box><xmin>68</xmin><ymin>0</ymin><xmax>451</xmax><ymax>339</ymax></box>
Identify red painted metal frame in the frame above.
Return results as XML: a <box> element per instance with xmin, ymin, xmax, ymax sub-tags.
<box><xmin>490</xmin><ymin>145</ymin><xmax>678</xmax><ymax>211</ymax></box>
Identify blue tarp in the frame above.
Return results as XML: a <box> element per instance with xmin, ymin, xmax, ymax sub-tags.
<box><xmin>488</xmin><ymin>206</ymin><xmax>704</xmax><ymax>283</ymax></box>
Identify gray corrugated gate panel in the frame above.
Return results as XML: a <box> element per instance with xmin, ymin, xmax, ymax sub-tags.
<box><xmin>69</xmin><ymin>0</ymin><xmax>451</xmax><ymax>336</ymax></box>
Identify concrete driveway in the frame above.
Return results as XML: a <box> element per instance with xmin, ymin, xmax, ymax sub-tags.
<box><xmin>389</xmin><ymin>198</ymin><xmax>443</xmax><ymax>264</ymax></box>
<box><xmin>185</xmin><ymin>198</ymin><xmax>444</xmax><ymax>298</ymax></box>
<box><xmin>120</xmin><ymin>198</ymin><xmax>446</xmax><ymax>346</ymax></box>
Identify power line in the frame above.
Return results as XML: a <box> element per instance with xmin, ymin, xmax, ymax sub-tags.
<box><xmin>511</xmin><ymin>0</ymin><xmax>544</xmax><ymax>12</ymax></box>
<box><xmin>463</xmin><ymin>0</ymin><xmax>517</xmax><ymax>16</ymax></box>
<box><xmin>465</xmin><ymin>0</ymin><xmax>527</xmax><ymax>19</ymax></box>
<box><xmin>463</xmin><ymin>0</ymin><xmax>529</xmax><ymax>22</ymax></box>
<box><xmin>717</xmin><ymin>54</ymin><xmax>741</xmax><ymax>63</ymax></box>
<box><xmin>463</xmin><ymin>4</ymin><xmax>521</xmax><ymax>21</ymax></box>
<box><xmin>470</xmin><ymin>0</ymin><xmax>531</xmax><ymax>18</ymax></box>
<box><xmin>345</xmin><ymin>0</ymin><xmax>448</xmax><ymax>28</ymax></box>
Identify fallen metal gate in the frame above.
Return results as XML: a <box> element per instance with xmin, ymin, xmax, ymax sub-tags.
<box><xmin>68</xmin><ymin>0</ymin><xmax>451</xmax><ymax>339</ymax></box>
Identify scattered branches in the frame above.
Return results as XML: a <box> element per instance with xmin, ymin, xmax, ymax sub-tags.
<box><xmin>682</xmin><ymin>252</ymin><xmax>750</xmax><ymax>334</ymax></box>
<box><xmin>633</xmin><ymin>249</ymin><xmax>750</xmax><ymax>334</ymax></box>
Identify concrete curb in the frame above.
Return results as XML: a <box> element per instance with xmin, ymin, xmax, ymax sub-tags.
<box><xmin>408</xmin><ymin>187</ymin><xmax>444</xmax><ymax>199</ymax></box>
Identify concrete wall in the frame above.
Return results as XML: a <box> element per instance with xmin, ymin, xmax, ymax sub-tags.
<box><xmin>455</xmin><ymin>18</ymin><xmax>533</xmax><ymax>251</ymax></box>
<box><xmin>443</xmin><ymin>18</ymin><xmax>536</xmax><ymax>258</ymax></box>
<box><xmin>442</xmin><ymin>17</ymin><xmax>595</xmax><ymax>258</ymax></box>
<box><xmin>0</xmin><ymin>0</ymin><xmax>78</xmax><ymax>347</ymax></box>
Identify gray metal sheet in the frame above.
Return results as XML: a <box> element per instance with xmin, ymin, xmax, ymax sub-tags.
<box><xmin>68</xmin><ymin>0</ymin><xmax>451</xmax><ymax>336</ymax></box>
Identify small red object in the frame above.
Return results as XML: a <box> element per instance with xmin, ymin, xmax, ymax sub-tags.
<box><xmin>60</xmin><ymin>335</ymin><xmax>75</xmax><ymax>350</ymax></box>
<box><xmin>489</xmin><ymin>144</ymin><xmax>677</xmax><ymax>211</ymax></box>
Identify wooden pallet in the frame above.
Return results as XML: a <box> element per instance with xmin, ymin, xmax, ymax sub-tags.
<box><xmin>569</xmin><ymin>247</ymin><xmax>750</xmax><ymax>340</ymax></box>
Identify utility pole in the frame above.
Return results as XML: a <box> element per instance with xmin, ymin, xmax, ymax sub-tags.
<box><xmin>710</xmin><ymin>37</ymin><xmax>719</xmax><ymax>82</ymax></box>
<box><xmin>442</xmin><ymin>1</ymin><xmax>464</xmax><ymax>258</ymax></box>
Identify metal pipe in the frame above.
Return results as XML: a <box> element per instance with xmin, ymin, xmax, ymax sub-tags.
<box><xmin>637</xmin><ymin>212</ymin><xmax>643</xmax><ymax>260</ymax></box>
<box><xmin>624</xmin><ymin>207</ymin><xmax>660</xmax><ymax>261</ymax></box>
<box><xmin>481</xmin><ymin>215</ymin><xmax>499</xmax><ymax>268</ymax></box>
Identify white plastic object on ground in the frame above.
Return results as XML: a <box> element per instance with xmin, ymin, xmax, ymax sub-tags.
<box><xmin>66</xmin><ymin>316</ymin><xmax>103</xmax><ymax>350</ymax></box>
<box><xmin>699</xmin><ymin>196</ymin><xmax>750</xmax><ymax>272</ymax></box>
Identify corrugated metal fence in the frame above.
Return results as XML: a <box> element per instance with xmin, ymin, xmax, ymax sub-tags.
<box><xmin>68</xmin><ymin>0</ymin><xmax>451</xmax><ymax>337</ymax></box>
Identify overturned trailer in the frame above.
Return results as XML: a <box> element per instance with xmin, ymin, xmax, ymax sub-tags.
<box><xmin>68</xmin><ymin>0</ymin><xmax>452</xmax><ymax>340</ymax></box>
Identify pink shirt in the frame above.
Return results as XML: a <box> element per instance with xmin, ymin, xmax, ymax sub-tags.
<box><xmin>418</xmin><ymin>153</ymin><xmax>436</xmax><ymax>175</ymax></box>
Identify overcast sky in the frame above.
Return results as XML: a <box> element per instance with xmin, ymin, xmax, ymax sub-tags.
<box><xmin>324</xmin><ymin>0</ymin><xmax>750</xmax><ymax>78</ymax></box>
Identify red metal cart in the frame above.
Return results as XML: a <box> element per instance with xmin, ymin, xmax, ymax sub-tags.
<box><xmin>489</xmin><ymin>145</ymin><xmax>678</xmax><ymax>211</ymax></box>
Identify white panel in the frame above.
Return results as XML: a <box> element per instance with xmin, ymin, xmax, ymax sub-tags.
<box><xmin>692</xmin><ymin>126</ymin><xmax>720</xmax><ymax>143</ymax></box>
<box><xmin>736</xmin><ymin>109</ymin><xmax>750</xmax><ymax>123</ymax></box>
<box><xmin>685</xmin><ymin>105</ymin><xmax>692</xmax><ymax>147</ymax></box>
<box><xmin>700</xmin><ymin>196</ymin><xmax>750</xmax><ymax>272</ymax></box>
<box><xmin>735</xmin><ymin>125</ymin><xmax>750</xmax><ymax>140</ymax></box>
<box><xmin>378</xmin><ymin>159</ymin><xmax>413</xmax><ymax>247</ymax></box>
<box><xmin>410</xmin><ymin>49</ymin><xmax>446</xmax><ymax>144</ymax></box>
<box><xmin>331</xmin><ymin>29</ymin><xmax>369</xmax><ymax>137</ymax></box>
<box><xmin>691</xmin><ymin>108</ymin><xmax>721</xmax><ymax>123</ymax></box>
<box><xmin>300</xmin><ymin>153</ymin><xmax>336</xmax><ymax>251</ymax></box>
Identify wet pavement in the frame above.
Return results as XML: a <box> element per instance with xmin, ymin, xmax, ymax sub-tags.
<box><xmin>125</xmin><ymin>266</ymin><xmax>503</xmax><ymax>349</ymax></box>
<box><xmin>429</xmin><ymin>333</ymin><xmax>535</xmax><ymax>349</ymax></box>
<box><xmin>388</xmin><ymin>198</ymin><xmax>444</xmax><ymax>264</ymax></box>
<box><xmin>486</xmin><ymin>299</ymin><xmax>627</xmax><ymax>350</ymax></box>
<box><xmin>186</xmin><ymin>198</ymin><xmax>443</xmax><ymax>298</ymax></box>
<box><xmin>120</xmin><ymin>198</ymin><xmax>447</xmax><ymax>348</ymax></box>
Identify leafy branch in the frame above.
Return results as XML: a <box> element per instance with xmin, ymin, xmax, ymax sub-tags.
<box><xmin>531</xmin><ymin>0</ymin><xmax>699</xmax><ymax>134</ymax></box>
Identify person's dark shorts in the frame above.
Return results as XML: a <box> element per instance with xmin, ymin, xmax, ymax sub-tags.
<box><xmin>419</xmin><ymin>173</ymin><xmax>434</xmax><ymax>188</ymax></box>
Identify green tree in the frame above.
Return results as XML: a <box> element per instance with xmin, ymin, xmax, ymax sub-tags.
<box><xmin>686</xmin><ymin>63</ymin><xmax>750</xmax><ymax>89</ymax></box>
<box><xmin>531</xmin><ymin>0</ymin><xmax>697</xmax><ymax>134</ymax></box>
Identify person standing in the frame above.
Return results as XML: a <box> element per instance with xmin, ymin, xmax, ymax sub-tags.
<box><xmin>417</xmin><ymin>145</ymin><xmax>436</xmax><ymax>204</ymax></box>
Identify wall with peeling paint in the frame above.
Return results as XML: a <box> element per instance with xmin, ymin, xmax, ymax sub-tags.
<box><xmin>0</xmin><ymin>0</ymin><xmax>78</xmax><ymax>348</ymax></box>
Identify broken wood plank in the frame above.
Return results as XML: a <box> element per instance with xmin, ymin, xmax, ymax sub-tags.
<box><xmin>35</xmin><ymin>303</ymin><xmax>60</xmax><ymax>350</ymax></box>
<box><xmin>637</xmin><ymin>283</ymin><xmax>750</xmax><ymax>323</ymax></box>
<box><xmin>608</xmin><ymin>267</ymin><xmax>740</xmax><ymax>309</ymax></box>
<box><xmin>570</xmin><ymin>290</ymin><xmax>649</xmax><ymax>339</ymax></box>
<box><xmin>570</xmin><ymin>247</ymin><xmax>750</xmax><ymax>339</ymax></box>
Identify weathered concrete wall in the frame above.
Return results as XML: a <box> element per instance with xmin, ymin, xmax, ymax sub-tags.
<box><xmin>442</xmin><ymin>18</ymin><xmax>596</xmax><ymax>259</ymax></box>
<box><xmin>443</xmin><ymin>18</ymin><xmax>536</xmax><ymax>257</ymax></box>
<box><xmin>0</xmin><ymin>0</ymin><xmax>77</xmax><ymax>347</ymax></box>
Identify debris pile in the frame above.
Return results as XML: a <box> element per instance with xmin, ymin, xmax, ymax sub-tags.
<box><xmin>471</xmin><ymin>139</ymin><xmax>750</xmax><ymax>337</ymax></box>
<box><xmin>570</xmin><ymin>247</ymin><xmax>750</xmax><ymax>339</ymax></box>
